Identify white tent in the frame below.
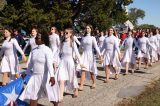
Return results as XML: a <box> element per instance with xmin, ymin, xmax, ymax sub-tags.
<box><xmin>124</xmin><ymin>20</ymin><xmax>134</xmax><ymax>30</ymax></box>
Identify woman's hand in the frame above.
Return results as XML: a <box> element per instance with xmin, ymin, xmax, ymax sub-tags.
<box><xmin>119</xmin><ymin>54</ymin><xmax>122</xmax><ymax>61</ymax></box>
<box><xmin>22</xmin><ymin>54</ymin><xmax>27</xmax><ymax>62</ymax></box>
<box><xmin>98</xmin><ymin>56</ymin><xmax>104</xmax><ymax>64</ymax></box>
<box><xmin>49</xmin><ymin>77</ymin><xmax>55</xmax><ymax>86</ymax></box>
<box><xmin>80</xmin><ymin>64</ymin><xmax>86</xmax><ymax>69</ymax></box>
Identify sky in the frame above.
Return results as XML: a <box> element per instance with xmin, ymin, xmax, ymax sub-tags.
<box><xmin>128</xmin><ymin>0</ymin><xmax>160</xmax><ymax>27</ymax></box>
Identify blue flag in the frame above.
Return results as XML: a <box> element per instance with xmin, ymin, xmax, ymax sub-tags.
<box><xmin>0</xmin><ymin>75</ymin><xmax>31</xmax><ymax>106</ymax></box>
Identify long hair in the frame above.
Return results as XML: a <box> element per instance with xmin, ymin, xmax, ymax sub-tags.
<box><xmin>108</xmin><ymin>27</ymin><xmax>116</xmax><ymax>36</ymax></box>
<box><xmin>84</xmin><ymin>24</ymin><xmax>95</xmax><ymax>36</ymax></box>
<box><xmin>61</xmin><ymin>28</ymin><xmax>74</xmax><ymax>48</ymax></box>
<box><xmin>37</xmin><ymin>31</ymin><xmax>50</xmax><ymax>47</ymax></box>
<box><xmin>3</xmin><ymin>26</ymin><xmax>14</xmax><ymax>41</ymax></box>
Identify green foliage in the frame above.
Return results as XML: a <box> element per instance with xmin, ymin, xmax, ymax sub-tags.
<box><xmin>0</xmin><ymin>0</ymin><xmax>72</xmax><ymax>32</ymax></box>
<box><xmin>137</xmin><ymin>24</ymin><xmax>156</xmax><ymax>29</ymax></box>
<box><xmin>0</xmin><ymin>0</ymin><xmax>134</xmax><ymax>32</ymax></box>
<box><xmin>128</xmin><ymin>8</ymin><xmax>145</xmax><ymax>26</ymax></box>
<box><xmin>0</xmin><ymin>0</ymin><xmax>7</xmax><ymax>11</ymax></box>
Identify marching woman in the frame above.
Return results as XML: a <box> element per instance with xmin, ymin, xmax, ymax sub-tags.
<box><xmin>23</xmin><ymin>28</ymin><xmax>38</xmax><ymax>66</ymax></box>
<box><xmin>121</xmin><ymin>30</ymin><xmax>139</xmax><ymax>74</ymax></box>
<box><xmin>149</xmin><ymin>30</ymin><xmax>158</xmax><ymax>65</ymax></box>
<box><xmin>57</xmin><ymin>28</ymin><xmax>84</xmax><ymax>101</ymax></box>
<box><xmin>0</xmin><ymin>27</ymin><xmax>26</xmax><ymax>86</ymax></box>
<box><xmin>155</xmin><ymin>29</ymin><xmax>160</xmax><ymax>61</ymax></box>
<box><xmin>137</xmin><ymin>31</ymin><xmax>156</xmax><ymax>69</ymax></box>
<box><xmin>49</xmin><ymin>26</ymin><xmax>60</xmax><ymax>71</ymax></box>
<box><xmin>19</xmin><ymin>32</ymin><xmax>60</xmax><ymax>106</ymax></box>
<box><xmin>79</xmin><ymin>24</ymin><xmax>102</xmax><ymax>90</ymax></box>
<box><xmin>97</xmin><ymin>31</ymin><xmax>105</xmax><ymax>51</ymax></box>
<box><xmin>101</xmin><ymin>28</ymin><xmax>121</xmax><ymax>83</ymax></box>
<box><xmin>23</xmin><ymin>28</ymin><xmax>38</xmax><ymax>52</ymax></box>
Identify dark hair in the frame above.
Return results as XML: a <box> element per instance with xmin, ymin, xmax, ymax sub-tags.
<box><xmin>4</xmin><ymin>26</ymin><xmax>15</xmax><ymax>41</ymax></box>
<box><xmin>84</xmin><ymin>24</ymin><xmax>95</xmax><ymax>36</ymax></box>
<box><xmin>36</xmin><ymin>31</ymin><xmax>50</xmax><ymax>47</ymax></box>
<box><xmin>32</xmin><ymin>27</ymin><xmax>39</xmax><ymax>33</ymax></box>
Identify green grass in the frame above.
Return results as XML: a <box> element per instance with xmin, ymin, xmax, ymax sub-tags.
<box><xmin>119</xmin><ymin>79</ymin><xmax>160</xmax><ymax>106</ymax></box>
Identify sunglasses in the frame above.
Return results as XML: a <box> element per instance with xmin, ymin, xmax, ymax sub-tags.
<box><xmin>64</xmin><ymin>32</ymin><xmax>70</xmax><ymax>35</ymax></box>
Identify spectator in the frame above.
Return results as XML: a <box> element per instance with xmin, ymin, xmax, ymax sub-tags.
<box><xmin>13</xmin><ymin>29</ymin><xmax>26</xmax><ymax>49</ymax></box>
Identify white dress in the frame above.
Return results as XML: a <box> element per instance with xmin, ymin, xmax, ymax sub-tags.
<box><xmin>101</xmin><ymin>35</ymin><xmax>121</xmax><ymax>74</ymax></box>
<box><xmin>0</xmin><ymin>38</ymin><xmax>24</xmax><ymax>74</ymax></box>
<box><xmin>19</xmin><ymin>44</ymin><xmax>60</xmax><ymax>102</ymax></box>
<box><xmin>156</xmin><ymin>34</ymin><xmax>160</xmax><ymax>55</ymax></box>
<box><xmin>80</xmin><ymin>34</ymin><xmax>101</xmax><ymax>75</ymax></box>
<box><xmin>121</xmin><ymin>36</ymin><xmax>138</xmax><ymax>65</ymax></box>
<box><xmin>23</xmin><ymin>37</ymin><xmax>37</xmax><ymax>52</ymax></box>
<box><xmin>73</xmin><ymin>36</ymin><xmax>81</xmax><ymax>46</ymax></box>
<box><xmin>57</xmin><ymin>40</ymin><xmax>81</xmax><ymax>91</ymax></box>
<box><xmin>137</xmin><ymin>36</ymin><xmax>155</xmax><ymax>58</ymax></box>
<box><xmin>49</xmin><ymin>34</ymin><xmax>60</xmax><ymax>64</ymax></box>
<box><xmin>97</xmin><ymin>36</ymin><xmax>105</xmax><ymax>50</ymax></box>
<box><xmin>23</xmin><ymin>37</ymin><xmax>37</xmax><ymax>66</ymax></box>
<box><xmin>149</xmin><ymin>35</ymin><xmax>158</xmax><ymax>62</ymax></box>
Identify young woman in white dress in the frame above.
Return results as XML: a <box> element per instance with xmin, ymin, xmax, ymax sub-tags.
<box><xmin>19</xmin><ymin>32</ymin><xmax>60</xmax><ymax>106</ymax></box>
<box><xmin>97</xmin><ymin>31</ymin><xmax>105</xmax><ymax>51</ymax></box>
<box><xmin>23</xmin><ymin>28</ymin><xmax>38</xmax><ymax>67</ymax></box>
<box><xmin>23</xmin><ymin>28</ymin><xmax>38</xmax><ymax>52</ymax></box>
<box><xmin>121</xmin><ymin>30</ymin><xmax>138</xmax><ymax>74</ymax></box>
<box><xmin>79</xmin><ymin>25</ymin><xmax>102</xmax><ymax>90</ymax></box>
<box><xmin>0</xmin><ymin>27</ymin><xmax>26</xmax><ymax>86</ymax></box>
<box><xmin>149</xmin><ymin>30</ymin><xmax>158</xmax><ymax>65</ymax></box>
<box><xmin>137</xmin><ymin>31</ymin><xmax>156</xmax><ymax>69</ymax></box>
<box><xmin>57</xmin><ymin>28</ymin><xmax>84</xmax><ymax>101</ymax></box>
<box><xmin>49</xmin><ymin>27</ymin><xmax>60</xmax><ymax>71</ymax></box>
<box><xmin>101</xmin><ymin>28</ymin><xmax>121</xmax><ymax>83</ymax></box>
<box><xmin>155</xmin><ymin>29</ymin><xmax>160</xmax><ymax>61</ymax></box>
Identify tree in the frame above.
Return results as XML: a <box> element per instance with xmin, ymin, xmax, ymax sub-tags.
<box><xmin>0</xmin><ymin>0</ymin><xmax>72</xmax><ymax>32</ymax></box>
<box><xmin>0</xmin><ymin>0</ymin><xmax>7</xmax><ymax>11</ymax></box>
<box><xmin>0</xmin><ymin>0</ymin><xmax>133</xmax><ymax>32</ymax></box>
<box><xmin>128</xmin><ymin>8</ymin><xmax>145</xmax><ymax>26</ymax></box>
<box><xmin>137</xmin><ymin>24</ymin><xmax>156</xmax><ymax>29</ymax></box>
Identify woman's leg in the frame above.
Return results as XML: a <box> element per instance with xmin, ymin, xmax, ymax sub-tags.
<box><xmin>79</xmin><ymin>70</ymin><xmax>85</xmax><ymax>90</ymax></box>
<box><xmin>73</xmin><ymin>88</ymin><xmax>78</xmax><ymax>97</ymax></box>
<box><xmin>59</xmin><ymin>80</ymin><xmax>65</xmax><ymax>101</ymax></box>
<box><xmin>30</xmin><ymin>100</ymin><xmax>38</xmax><ymax>106</ymax></box>
<box><xmin>144</xmin><ymin>58</ymin><xmax>149</xmax><ymax>69</ymax></box>
<box><xmin>90</xmin><ymin>72</ymin><xmax>96</xmax><ymax>88</ymax></box>
<box><xmin>2</xmin><ymin>72</ymin><xmax>9</xmax><ymax>86</ymax></box>
<box><xmin>113</xmin><ymin>66</ymin><xmax>119</xmax><ymax>80</ymax></box>
<box><xmin>104</xmin><ymin>65</ymin><xmax>110</xmax><ymax>83</ymax></box>
<box><xmin>125</xmin><ymin>62</ymin><xmax>129</xmax><ymax>75</ymax></box>
<box><xmin>131</xmin><ymin>63</ymin><xmax>135</xmax><ymax>73</ymax></box>
<box><xmin>51</xmin><ymin>101</ymin><xmax>59</xmax><ymax>106</ymax></box>
<box><xmin>137</xmin><ymin>58</ymin><xmax>141</xmax><ymax>70</ymax></box>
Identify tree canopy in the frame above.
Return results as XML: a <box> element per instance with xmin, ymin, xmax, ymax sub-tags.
<box><xmin>128</xmin><ymin>8</ymin><xmax>145</xmax><ymax>26</ymax></box>
<box><xmin>137</xmin><ymin>24</ymin><xmax>156</xmax><ymax>29</ymax></box>
<box><xmin>0</xmin><ymin>0</ymin><xmax>134</xmax><ymax>32</ymax></box>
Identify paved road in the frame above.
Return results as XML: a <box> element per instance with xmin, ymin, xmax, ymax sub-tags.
<box><xmin>1</xmin><ymin>62</ymin><xmax>160</xmax><ymax>106</ymax></box>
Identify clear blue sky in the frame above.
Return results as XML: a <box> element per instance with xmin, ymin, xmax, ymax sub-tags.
<box><xmin>128</xmin><ymin>0</ymin><xmax>160</xmax><ymax>27</ymax></box>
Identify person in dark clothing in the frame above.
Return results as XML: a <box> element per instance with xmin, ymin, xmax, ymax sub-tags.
<box><xmin>13</xmin><ymin>29</ymin><xmax>26</xmax><ymax>49</ymax></box>
<box><xmin>13</xmin><ymin>29</ymin><xmax>26</xmax><ymax>59</ymax></box>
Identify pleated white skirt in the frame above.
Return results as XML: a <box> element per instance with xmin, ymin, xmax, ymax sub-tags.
<box><xmin>57</xmin><ymin>56</ymin><xmax>79</xmax><ymax>91</ymax></box>
<box><xmin>19</xmin><ymin>72</ymin><xmax>60</xmax><ymax>102</ymax></box>
<box><xmin>0</xmin><ymin>54</ymin><xmax>19</xmax><ymax>74</ymax></box>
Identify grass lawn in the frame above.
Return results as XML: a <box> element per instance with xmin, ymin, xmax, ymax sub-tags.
<box><xmin>119</xmin><ymin>79</ymin><xmax>160</xmax><ymax>106</ymax></box>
